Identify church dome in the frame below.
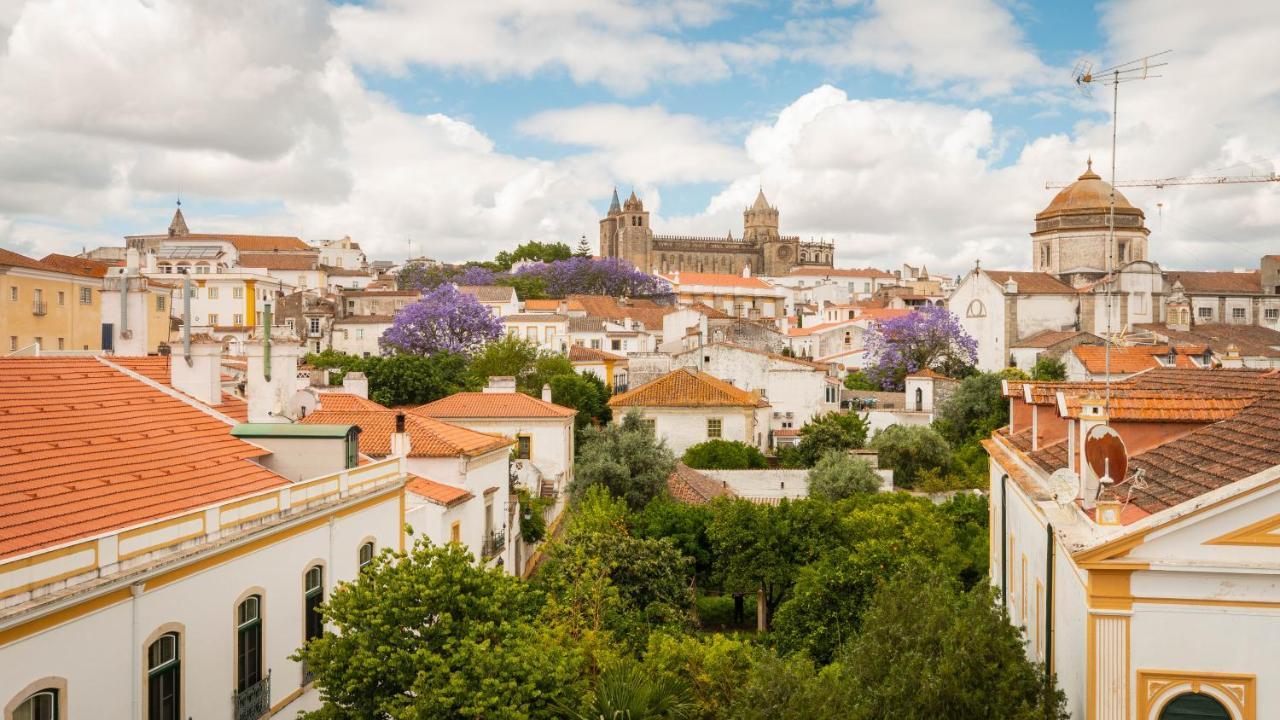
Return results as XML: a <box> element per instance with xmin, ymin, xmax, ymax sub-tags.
<box><xmin>1036</xmin><ymin>159</ymin><xmax>1143</xmax><ymax>221</ymax></box>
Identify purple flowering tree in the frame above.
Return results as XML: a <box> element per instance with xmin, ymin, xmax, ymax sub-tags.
<box><xmin>380</xmin><ymin>284</ymin><xmax>504</xmax><ymax>356</ymax></box>
<box><xmin>863</xmin><ymin>306</ymin><xmax>978</xmax><ymax>390</ymax></box>
<box><xmin>515</xmin><ymin>257</ymin><xmax>670</xmax><ymax>298</ymax></box>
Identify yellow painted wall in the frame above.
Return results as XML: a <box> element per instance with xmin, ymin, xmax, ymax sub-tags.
<box><xmin>0</xmin><ymin>269</ymin><xmax>102</xmax><ymax>352</ymax></box>
<box><xmin>146</xmin><ymin>287</ymin><xmax>173</xmax><ymax>353</ymax></box>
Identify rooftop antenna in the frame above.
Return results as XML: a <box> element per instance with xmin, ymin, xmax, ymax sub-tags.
<box><xmin>1073</xmin><ymin>50</ymin><xmax>1170</xmax><ymax>419</ymax></box>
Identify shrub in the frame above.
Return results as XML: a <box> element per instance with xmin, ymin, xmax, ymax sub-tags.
<box><xmin>682</xmin><ymin>439</ymin><xmax>767</xmax><ymax>470</ymax></box>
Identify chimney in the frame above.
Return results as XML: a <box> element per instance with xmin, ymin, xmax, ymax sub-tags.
<box><xmin>483</xmin><ymin>376</ymin><xmax>517</xmax><ymax>394</ymax></box>
<box><xmin>742</xmin><ymin>264</ymin><xmax>751</xmax><ymax>278</ymax></box>
<box><xmin>144</xmin><ymin>250</ymin><xmax>158</xmax><ymax>274</ymax></box>
<box><xmin>126</xmin><ymin>246</ymin><xmax>140</xmax><ymax>272</ymax></box>
<box><xmin>170</xmin><ymin>336</ymin><xmax>223</xmax><ymax>406</ymax></box>
<box><xmin>1003</xmin><ymin>277</ymin><xmax>1019</xmax><ymax>295</ymax></box>
<box><xmin>1076</xmin><ymin>393</ymin><xmax>1107</xmax><ymax>510</ymax></box>
<box><xmin>389</xmin><ymin>413</ymin><xmax>410</xmax><ymax>457</ymax></box>
<box><xmin>245</xmin><ymin>337</ymin><xmax>302</xmax><ymax>423</ymax></box>
<box><xmin>541</xmin><ymin>383</ymin><xmax>552</xmax><ymax>403</ymax></box>
<box><xmin>342</xmin><ymin>371</ymin><xmax>369</xmax><ymax>398</ymax></box>
<box><xmin>1222</xmin><ymin>344</ymin><xmax>1243</xmax><ymax>369</ymax></box>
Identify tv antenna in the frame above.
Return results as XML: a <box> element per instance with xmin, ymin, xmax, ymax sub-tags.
<box><xmin>1072</xmin><ymin>50</ymin><xmax>1170</xmax><ymax>417</ymax></box>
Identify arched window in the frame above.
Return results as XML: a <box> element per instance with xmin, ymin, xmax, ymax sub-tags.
<box><xmin>358</xmin><ymin>542</ymin><xmax>375</xmax><ymax>570</ymax></box>
<box><xmin>236</xmin><ymin>596</ymin><xmax>263</xmax><ymax>693</ymax></box>
<box><xmin>304</xmin><ymin>567</ymin><xmax>324</xmax><ymax>645</ymax></box>
<box><xmin>965</xmin><ymin>299</ymin><xmax>987</xmax><ymax>318</ymax></box>
<box><xmin>915</xmin><ymin>387</ymin><xmax>923</xmax><ymax>412</ymax></box>
<box><xmin>147</xmin><ymin>633</ymin><xmax>180</xmax><ymax>720</ymax></box>
<box><xmin>1158</xmin><ymin>692</ymin><xmax>1230</xmax><ymax>720</ymax></box>
<box><xmin>11</xmin><ymin>689</ymin><xmax>57</xmax><ymax>720</ymax></box>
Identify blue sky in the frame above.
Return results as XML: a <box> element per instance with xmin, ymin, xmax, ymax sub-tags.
<box><xmin>0</xmin><ymin>0</ymin><xmax>1276</xmax><ymax>273</ymax></box>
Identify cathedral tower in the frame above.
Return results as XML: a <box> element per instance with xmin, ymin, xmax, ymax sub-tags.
<box><xmin>1032</xmin><ymin>159</ymin><xmax>1149</xmax><ymax>286</ymax></box>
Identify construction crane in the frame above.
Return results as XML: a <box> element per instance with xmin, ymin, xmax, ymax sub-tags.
<box><xmin>1046</xmin><ymin>172</ymin><xmax>1279</xmax><ymax>189</ymax></box>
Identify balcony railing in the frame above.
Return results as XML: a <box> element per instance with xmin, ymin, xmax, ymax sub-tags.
<box><xmin>233</xmin><ymin>671</ymin><xmax>271</xmax><ymax>720</ymax></box>
<box><xmin>31</xmin><ymin>300</ymin><xmax>46</xmax><ymax>316</ymax></box>
<box><xmin>483</xmin><ymin>530</ymin><xmax>506</xmax><ymax>560</ymax></box>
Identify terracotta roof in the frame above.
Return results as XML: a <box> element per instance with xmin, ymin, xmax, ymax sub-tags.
<box><xmin>788</xmin><ymin>266</ymin><xmax>895</xmax><ymax>279</ymax></box>
<box><xmin>567</xmin><ymin>294</ymin><xmax>674</xmax><ymax>330</ymax></box>
<box><xmin>609</xmin><ymin>367</ymin><xmax>769</xmax><ymax>408</ymax></box>
<box><xmin>0</xmin><ymin>247</ymin><xmax>55</xmax><ymax>272</ymax></box>
<box><xmin>660</xmin><ymin>271</ymin><xmax>775</xmax><ymax>290</ymax></box>
<box><xmin>237</xmin><ymin>252</ymin><xmax>320</xmax><ymax>271</ymax></box>
<box><xmin>341</xmin><ymin>290</ymin><xmax>419</xmax><ymax>298</ymax></box>
<box><xmin>0</xmin><ymin>357</ymin><xmax>288</xmax><ymax>559</ymax></box>
<box><xmin>322</xmin><ymin>266</ymin><xmax>370</xmax><ymax>277</ymax></box>
<box><xmin>457</xmin><ymin>285</ymin><xmax>517</xmax><ymax>302</ymax></box>
<box><xmin>569</xmin><ymin>345</ymin><xmax>627</xmax><ymax>362</ymax></box>
<box><xmin>523</xmin><ymin>299</ymin><xmax>561</xmax><ymax>311</ymax></box>
<box><xmin>905</xmin><ymin>369</ymin><xmax>955</xmax><ymax>381</ymax></box>
<box><xmin>176</xmin><ymin>234</ymin><xmax>310</xmax><ymax>252</ymax></box>
<box><xmin>667</xmin><ymin>463</ymin><xmax>736</xmax><ymax>505</ymax></box>
<box><xmin>787</xmin><ymin>320</ymin><xmax>858</xmax><ymax>337</ymax></box>
<box><xmin>301</xmin><ymin>408</ymin><xmax>512</xmax><ymax>458</ymax></box>
<box><xmin>568</xmin><ymin>316</ymin><xmax>607</xmax><ymax>333</ymax></box>
<box><xmin>856</xmin><ymin>308</ymin><xmax>913</xmax><ymax>322</ymax></box>
<box><xmin>39</xmin><ymin>253</ymin><xmax>111</xmax><ymax>278</ymax></box>
<box><xmin>687</xmin><ymin>302</ymin><xmax>732</xmax><ymax>319</ymax></box>
<box><xmin>414</xmin><ymin>391</ymin><xmax>577</xmax><ymax>419</ymax></box>
<box><xmin>1167</xmin><ymin>270</ymin><xmax>1262</xmax><ymax>294</ymax></box>
<box><xmin>981</xmin><ymin>270</ymin><xmax>1076</xmax><ymax>295</ymax></box>
<box><xmin>1020</xmin><ymin>380</ymin><xmax>1113</xmax><ymax>405</ymax></box>
<box><xmin>1059</xmin><ymin>390</ymin><xmax>1255</xmax><ymax>422</ymax></box>
<box><xmin>406</xmin><ymin>474</ymin><xmax>473</xmax><ymax>507</ymax></box>
<box><xmin>1012</xmin><ymin>329</ymin><xmax>1101</xmax><ymax>349</ymax></box>
<box><xmin>503</xmin><ymin>313</ymin><xmax>568</xmax><ymax>322</ymax></box>
<box><xmin>1133</xmin><ymin>323</ymin><xmax>1280</xmax><ymax>359</ymax></box>
<box><xmin>1036</xmin><ymin>162</ymin><xmax>1141</xmax><ymax>220</ymax></box>
<box><xmin>1070</xmin><ymin>345</ymin><xmax>1205</xmax><ymax>374</ymax></box>
<box><xmin>316</xmin><ymin>392</ymin><xmax>387</xmax><ymax>412</ymax></box>
<box><xmin>109</xmin><ymin>355</ymin><xmax>253</xmax><ymax>420</ymax></box>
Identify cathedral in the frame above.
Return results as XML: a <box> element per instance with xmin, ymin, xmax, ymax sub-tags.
<box><xmin>598</xmin><ymin>188</ymin><xmax>834</xmax><ymax>276</ymax></box>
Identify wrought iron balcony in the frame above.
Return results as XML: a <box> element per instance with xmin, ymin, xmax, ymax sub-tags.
<box><xmin>31</xmin><ymin>300</ymin><xmax>46</xmax><ymax>316</ymax></box>
<box><xmin>483</xmin><ymin>530</ymin><xmax>506</xmax><ymax>560</ymax></box>
<box><xmin>233</xmin><ymin>671</ymin><xmax>271</xmax><ymax>720</ymax></box>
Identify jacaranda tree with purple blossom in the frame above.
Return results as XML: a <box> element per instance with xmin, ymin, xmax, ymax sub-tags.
<box><xmin>863</xmin><ymin>306</ymin><xmax>977</xmax><ymax>390</ymax></box>
<box><xmin>399</xmin><ymin>257</ymin><xmax>669</xmax><ymax>301</ymax></box>
<box><xmin>380</xmin><ymin>284</ymin><xmax>504</xmax><ymax>356</ymax></box>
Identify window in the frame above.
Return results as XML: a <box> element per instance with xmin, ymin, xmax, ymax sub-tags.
<box><xmin>965</xmin><ymin>299</ymin><xmax>986</xmax><ymax>318</ymax></box>
<box><xmin>356</xmin><ymin>328</ymin><xmax>364</xmax><ymax>340</ymax></box>
<box><xmin>156</xmin><ymin>295</ymin><xmax>166</xmax><ymax>312</ymax></box>
<box><xmin>57</xmin><ymin>338</ymin><xmax>64</xmax><ymax>350</ymax></box>
<box><xmin>34</xmin><ymin>337</ymin><xmax>41</xmax><ymax>348</ymax></box>
<box><xmin>516</xmin><ymin>434</ymin><xmax>531</xmax><ymax>460</ymax></box>
<box><xmin>309</xmin><ymin>318</ymin><xmax>321</xmax><ymax>335</ymax></box>
<box><xmin>450</xmin><ymin>521</ymin><xmax>461</xmax><ymax>544</ymax></box>
<box><xmin>57</xmin><ymin>291</ymin><xmax>64</xmax><ymax>306</ymax></box>
<box><xmin>1198</xmin><ymin>306</ymin><xmax>1213</xmax><ymax>319</ymax></box>
<box><xmin>232</xmin><ymin>287</ymin><xmax>244</xmax><ymax>299</ymax></box>
<box><xmin>1158</xmin><ymin>693</ymin><xmax>1230</xmax><ymax>720</ymax></box>
<box><xmin>304</xmin><ymin>567</ymin><xmax>324</xmax><ymax>645</ymax></box>
<box><xmin>297</xmin><ymin>275</ymin><xmax>307</xmax><ymax>289</ymax></box>
<box><xmin>1232</xmin><ymin>307</ymin><xmax>1246</xmax><ymax>320</ymax></box>
<box><xmin>525</xmin><ymin>327</ymin><xmax>536</xmax><ymax>341</ymax></box>
<box><xmin>1266</xmin><ymin>308</ymin><xmax>1279</xmax><ymax>321</ymax></box>
<box><xmin>640</xmin><ymin>418</ymin><xmax>656</xmax><ymax>434</ymax></box>
<box><xmin>358</xmin><ymin>542</ymin><xmax>375</xmax><ymax>570</ymax></box>
<box><xmin>9</xmin><ymin>287</ymin><xmax>16</xmax><ymax>300</ymax></box>
<box><xmin>147</xmin><ymin>632</ymin><xmax>180</xmax><ymax>720</ymax></box>
<box><xmin>706</xmin><ymin>418</ymin><xmax>722</xmax><ymax>438</ymax></box>
<box><xmin>544</xmin><ymin>327</ymin><xmax>554</xmax><ymax>343</ymax></box>
<box><xmin>207</xmin><ymin>287</ymin><xmax>219</xmax><ymax>299</ymax></box>
<box><xmin>8</xmin><ymin>337</ymin><xmax>15</xmax><ymax>351</ymax></box>
<box><xmin>12</xmin><ymin>689</ymin><xmax>58</xmax><ymax>720</ymax></box>
<box><xmin>208</xmin><ymin>313</ymin><xmax>219</xmax><ymax>326</ymax></box>
<box><xmin>611</xmin><ymin>339</ymin><xmax>622</xmax><ymax>351</ymax></box>
<box><xmin>236</xmin><ymin>596</ymin><xmax>263</xmax><ymax>692</ymax></box>
<box><xmin>590</xmin><ymin>339</ymin><xmax>601</xmax><ymax>350</ymax></box>
<box><xmin>233</xmin><ymin>314</ymin><xmax>244</xmax><ymax>326</ymax></box>
<box><xmin>79</xmin><ymin>287</ymin><xmax>91</xmax><ymax>304</ymax></box>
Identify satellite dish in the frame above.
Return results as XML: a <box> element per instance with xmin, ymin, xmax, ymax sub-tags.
<box><xmin>1085</xmin><ymin>425</ymin><xmax>1128</xmax><ymax>484</ymax></box>
<box><xmin>286</xmin><ymin>388</ymin><xmax>319</xmax><ymax>420</ymax></box>
<box><xmin>1048</xmin><ymin>468</ymin><xmax>1079</xmax><ymax>506</ymax></box>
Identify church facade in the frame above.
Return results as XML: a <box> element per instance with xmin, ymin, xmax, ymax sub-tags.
<box><xmin>598</xmin><ymin>188</ymin><xmax>834</xmax><ymax>276</ymax></box>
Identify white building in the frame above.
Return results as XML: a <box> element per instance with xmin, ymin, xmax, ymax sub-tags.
<box><xmin>311</xmin><ymin>236</ymin><xmax>367</xmax><ymax>271</ymax></box>
<box><xmin>950</xmin><ymin>268</ymin><xmax>1079</xmax><ymax>371</ymax></box>
<box><xmin>331</xmin><ymin>316</ymin><xmax>392</xmax><ymax>357</ymax></box>
<box><xmin>149</xmin><ymin>271</ymin><xmax>292</xmax><ymax>351</ymax></box>
<box><xmin>659</xmin><ymin>269</ymin><xmax>787</xmax><ymax>321</ymax></box>
<box><xmin>608</xmin><ymin>367</ymin><xmax>771</xmax><ymax>455</ymax></box>
<box><xmin>457</xmin><ymin>285</ymin><xmax>519</xmax><ymax>319</ymax></box>
<box><xmin>0</xmin><ymin>353</ymin><xmax>406</xmax><ymax>720</ymax></box>
<box><xmin>781</xmin><ymin>266</ymin><xmax>897</xmax><ymax>300</ymax></box>
<box><xmin>568</xmin><ymin>344</ymin><xmax>629</xmax><ymax>392</ymax></box>
<box><xmin>989</xmin><ymin>369</ymin><xmax>1280</xmax><ymax>720</ymax></box>
<box><xmin>502</xmin><ymin>313</ymin><xmax>569</xmax><ymax>352</ymax></box>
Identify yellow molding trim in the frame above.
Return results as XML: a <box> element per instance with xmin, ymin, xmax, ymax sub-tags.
<box><xmin>266</xmin><ymin>685</ymin><xmax>308</xmax><ymax>717</ymax></box>
<box><xmin>1136</xmin><ymin>669</ymin><xmax>1255</xmax><ymax>720</ymax></box>
<box><xmin>1205</xmin><ymin>511</ymin><xmax>1280</xmax><ymax>547</ymax></box>
<box><xmin>1136</xmin><ymin>596</ymin><xmax>1280</xmax><ymax>610</ymax></box>
<box><xmin>218</xmin><ymin>493</ymin><xmax>282</xmax><ymax>529</ymax></box>
<box><xmin>1087</xmin><ymin>567</ymin><xmax>1135</xmax><ymax>612</ymax></box>
<box><xmin>117</xmin><ymin>512</ymin><xmax>207</xmax><ymax>561</ymax></box>
<box><xmin>0</xmin><ymin>541</ymin><xmax>99</xmax><ymax>600</ymax></box>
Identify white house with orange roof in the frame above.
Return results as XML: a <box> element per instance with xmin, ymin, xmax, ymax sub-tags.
<box><xmin>989</xmin><ymin>369</ymin><xmax>1280</xmax><ymax>720</ymax></box>
<box><xmin>569</xmin><ymin>344</ymin><xmax>629</xmax><ymax>391</ymax></box>
<box><xmin>659</xmin><ymin>269</ymin><xmax>787</xmax><ymax>322</ymax></box>
<box><xmin>0</xmin><ymin>349</ymin><xmax>407</xmax><ymax>720</ymax></box>
<box><xmin>778</xmin><ymin>266</ymin><xmax>898</xmax><ymax>300</ymax></box>
<box><xmin>609</xmin><ymin>367</ymin><xmax>771</xmax><ymax>455</ymax></box>
<box><xmin>786</xmin><ymin>318</ymin><xmax>865</xmax><ymax>363</ymax></box>
<box><xmin>300</xmin><ymin>391</ymin><xmax>520</xmax><ymax>574</ymax></box>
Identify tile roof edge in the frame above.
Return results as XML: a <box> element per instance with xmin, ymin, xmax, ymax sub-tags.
<box><xmin>96</xmin><ymin>355</ymin><xmax>244</xmax><ymax>428</ymax></box>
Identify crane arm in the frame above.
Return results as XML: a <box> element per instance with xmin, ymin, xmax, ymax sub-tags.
<box><xmin>1045</xmin><ymin>173</ymin><xmax>1279</xmax><ymax>189</ymax></box>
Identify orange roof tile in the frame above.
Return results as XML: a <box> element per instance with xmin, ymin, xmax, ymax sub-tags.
<box><xmin>1071</xmin><ymin>345</ymin><xmax>1205</xmax><ymax>374</ymax></box>
<box><xmin>414</xmin><ymin>391</ymin><xmax>577</xmax><ymax>419</ymax></box>
<box><xmin>569</xmin><ymin>345</ymin><xmax>627</xmax><ymax>362</ymax></box>
<box><xmin>0</xmin><ymin>357</ymin><xmax>288</xmax><ymax>559</ymax></box>
<box><xmin>0</xmin><ymin>247</ymin><xmax>54</xmax><ymax>272</ymax></box>
<box><xmin>660</xmin><ymin>271</ymin><xmax>775</xmax><ymax>290</ymax></box>
<box><xmin>175</xmin><ymin>233</ymin><xmax>310</xmax><ymax>252</ymax></box>
<box><xmin>301</xmin><ymin>408</ymin><xmax>512</xmax><ymax>458</ymax></box>
<box><xmin>609</xmin><ymin>367</ymin><xmax>769</xmax><ymax>408</ymax></box>
<box><xmin>523</xmin><ymin>299</ymin><xmax>561</xmax><ymax>311</ymax></box>
<box><xmin>787</xmin><ymin>320</ymin><xmax>858</xmax><ymax>337</ymax></box>
<box><xmin>788</xmin><ymin>266</ymin><xmax>895</xmax><ymax>279</ymax></box>
<box><xmin>237</xmin><ymin>252</ymin><xmax>320</xmax><ymax>271</ymax></box>
<box><xmin>109</xmin><ymin>355</ymin><xmax>249</xmax><ymax>420</ymax></box>
<box><xmin>1059</xmin><ymin>390</ymin><xmax>1254</xmax><ymax>422</ymax></box>
<box><xmin>981</xmin><ymin>270</ymin><xmax>1076</xmax><ymax>294</ymax></box>
<box><xmin>855</xmin><ymin>308</ymin><xmax>913</xmax><ymax>322</ymax></box>
<box><xmin>38</xmin><ymin>253</ymin><xmax>111</xmax><ymax>278</ymax></box>
<box><xmin>406</xmin><ymin>474</ymin><xmax>473</xmax><ymax>507</ymax></box>
<box><xmin>315</xmin><ymin>392</ymin><xmax>388</xmax><ymax>412</ymax></box>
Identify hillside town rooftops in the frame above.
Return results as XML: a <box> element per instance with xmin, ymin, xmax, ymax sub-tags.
<box><xmin>457</xmin><ymin>285</ymin><xmax>518</xmax><ymax>302</ymax></box>
<box><xmin>1011</xmin><ymin>329</ymin><xmax>1101</xmax><ymax>349</ymax></box>
<box><xmin>415</xmin><ymin>391</ymin><xmax>577</xmax><ymax>419</ymax></box>
<box><xmin>569</xmin><ymin>345</ymin><xmax>627</xmax><ymax>362</ymax></box>
<box><xmin>609</xmin><ymin>367</ymin><xmax>769</xmax><ymax>408</ymax></box>
<box><xmin>1166</xmin><ymin>270</ymin><xmax>1263</xmax><ymax>294</ymax></box>
<box><xmin>407</xmin><ymin>474</ymin><xmax>474</xmax><ymax>507</ymax></box>
<box><xmin>1134</xmin><ymin>323</ymin><xmax>1280</xmax><ymax>359</ymax></box>
<box><xmin>301</xmin><ymin>405</ymin><xmax>513</xmax><ymax>458</ymax></box>
<box><xmin>660</xmin><ymin>271</ymin><xmax>775</xmax><ymax>290</ymax></box>
<box><xmin>667</xmin><ymin>463</ymin><xmax>737</xmax><ymax>505</ymax></box>
<box><xmin>1071</xmin><ymin>345</ymin><xmax>1207</xmax><ymax>374</ymax></box>
<box><xmin>787</xmin><ymin>266</ymin><xmax>895</xmax><ymax>279</ymax></box>
<box><xmin>237</xmin><ymin>252</ymin><xmax>320</xmax><ymax>271</ymax></box>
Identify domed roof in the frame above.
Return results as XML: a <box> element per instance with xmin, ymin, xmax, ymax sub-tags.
<box><xmin>1037</xmin><ymin>159</ymin><xmax>1142</xmax><ymax>220</ymax></box>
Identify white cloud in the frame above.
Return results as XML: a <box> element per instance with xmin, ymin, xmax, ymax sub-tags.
<box><xmin>789</xmin><ymin>0</ymin><xmax>1053</xmax><ymax>97</ymax></box>
<box><xmin>332</xmin><ymin>0</ymin><xmax>776</xmax><ymax>96</ymax></box>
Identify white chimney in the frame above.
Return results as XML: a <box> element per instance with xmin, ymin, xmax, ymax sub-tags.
<box><xmin>126</xmin><ymin>247</ymin><xmax>140</xmax><ymax>272</ymax></box>
<box><xmin>541</xmin><ymin>383</ymin><xmax>552</xmax><ymax>403</ymax></box>
<box><xmin>245</xmin><ymin>338</ymin><xmax>303</xmax><ymax>423</ymax></box>
<box><xmin>484</xmin><ymin>376</ymin><xmax>517</xmax><ymax>394</ymax></box>
<box><xmin>1077</xmin><ymin>394</ymin><xmax>1107</xmax><ymax>510</ymax></box>
<box><xmin>388</xmin><ymin>413</ymin><xmax>411</xmax><ymax>457</ymax></box>
<box><xmin>170</xmin><ymin>337</ymin><xmax>223</xmax><ymax>406</ymax></box>
<box><xmin>742</xmin><ymin>264</ymin><xmax>751</xmax><ymax>278</ymax></box>
<box><xmin>342</xmin><ymin>371</ymin><xmax>369</xmax><ymax>398</ymax></box>
<box><xmin>144</xmin><ymin>251</ymin><xmax>158</xmax><ymax>273</ymax></box>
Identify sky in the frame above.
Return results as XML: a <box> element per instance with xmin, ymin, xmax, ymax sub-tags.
<box><xmin>0</xmin><ymin>0</ymin><xmax>1277</xmax><ymax>275</ymax></box>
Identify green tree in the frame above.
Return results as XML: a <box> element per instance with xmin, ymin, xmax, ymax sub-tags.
<box><xmin>638</xmin><ymin>499</ymin><xmax>715</xmax><ymax>594</ymax></box>
<box><xmin>363</xmin><ymin>352</ymin><xmax>470</xmax><ymax>406</ymax></box>
<box><xmin>523</xmin><ymin>352</ymin><xmax>575</xmax><ymax>396</ymax></box>
<box><xmin>681</xmin><ymin>439</ymin><xmax>767</xmax><ymax>470</ymax></box>
<box><xmin>575</xmin><ymin>235</ymin><xmax>593</xmax><ymax>258</ymax></box>
<box><xmin>466</xmin><ymin>335</ymin><xmax>540</xmax><ymax>387</ymax></box>
<box><xmin>302</xmin><ymin>349</ymin><xmax>368</xmax><ymax>385</ymax></box>
<box><xmin>935</xmin><ymin>492</ymin><xmax>990</xmax><ymax>587</ymax></box>
<box><xmin>795</xmin><ymin>411</ymin><xmax>869</xmax><ymax>467</ymax></box>
<box><xmin>571</xmin><ymin>412</ymin><xmax>676</xmax><ymax>511</ymax></box>
<box><xmin>295</xmin><ymin>541</ymin><xmax>587</xmax><ymax>720</ymax></box>
<box><xmin>868</xmin><ymin>424</ymin><xmax>953</xmax><ymax>489</ymax></box>
<box><xmin>831</xmin><ymin>566</ymin><xmax>1068</xmax><ymax>720</ymax></box>
<box><xmin>842</xmin><ymin>370</ymin><xmax>876</xmax><ymax>391</ymax></box>
<box><xmin>1031</xmin><ymin>355</ymin><xmax>1067</xmax><ymax>381</ymax></box>
<box><xmin>725</xmin><ymin>649</ymin><xmax>837</xmax><ymax>720</ymax></box>
<box><xmin>551</xmin><ymin>372</ymin><xmax>613</xmax><ymax>443</ymax></box>
<box><xmin>637</xmin><ymin>632</ymin><xmax>757</xmax><ymax>720</ymax></box>
<box><xmin>932</xmin><ymin>371</ymin><xmax>1008</xmax><ymax>446</ymax></box>
<box><xmin>564</xmin><ymin>660</ymin><xmax>693</xmax><ymax>720</ymax></box>
<box><xmin>494</xmin><ymin>240</ymin><xmax>574</xmax><ymax>271</ymax></box>
<box><xmin>807</xmin><ymin>451</ymin><xmax>882</xmax><ymax>500</ymax></box>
